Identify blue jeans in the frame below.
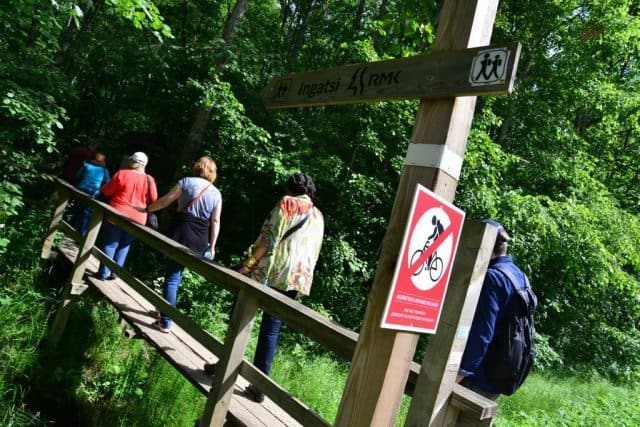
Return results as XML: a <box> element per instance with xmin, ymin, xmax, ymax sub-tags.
<box><xmin>71</xmin><ymin>203</ymin><xmax>92</xmax><ymax>236</ymax></box>
<box><xmin>160</xmin><ymin>261</ymin><xmax>184</xmax><ymax>328</ymax></box>
<box><xmin>97</xmin><ymin>221</ymin><xmax>134</xmax><ymax>279</ymax></box>
<box><xmin>253</xmin><ymin>289</ymin><xmax>298</xmax><ymax>375</ymax></box>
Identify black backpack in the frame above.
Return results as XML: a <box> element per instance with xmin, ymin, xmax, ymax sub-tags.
<box><xmin>483</xmin><ymin>266</ymin><xmax>538</xmax><ymax>395</ymax></box>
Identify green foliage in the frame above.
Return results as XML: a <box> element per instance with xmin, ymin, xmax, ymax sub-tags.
<box><xmin>0</xmin><ymin>210</ymin><xmax>51</xmax><ymax>424</ymax></box>
<box><xmin>368</xmin><ymin>0</ymin><xmax>438</xmax><ymax>57</ymax></box>
<box><xmin>106</xmin><ymin>0</ymin><xmax>173</xmax><ymax>41</ymax></box>
<box><xmin>497</xmin><ymin>373</ymin><xmax>640</xmax><ymax>426</ymax></box>
<box><xmin>1</xmin><ymin>0</ymin><xmax>640</xmax><ymax>424</ymax></box>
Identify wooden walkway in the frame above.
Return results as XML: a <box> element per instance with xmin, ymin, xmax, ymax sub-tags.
<box><xmin>57</xmin><ymin>236</ymin><xmax>304</xmax><ymax>427</ymax></box>
<box><xmin>43</xmin><ymin>177</ymin><xmax>498</xmax><ymax>426</ymax></box>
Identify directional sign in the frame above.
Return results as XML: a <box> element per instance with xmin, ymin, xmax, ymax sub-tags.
<box><xmin>261</xmin><ymin>43</ymin><xmax>520</xmax><ymax>109</ymax></box>
<box><xmin>381</xmin><ymin>184</ymin><xmax>465</xmax><ymax>334</ymax></box>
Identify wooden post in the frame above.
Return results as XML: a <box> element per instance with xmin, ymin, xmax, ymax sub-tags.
<box><xmin>404</xmin><ymin>221</ymin><xmax>495</xmax><ymax>426</ymax></box>
<box><xmin>443</xmin><ymin>385</ymin><xmax>497</xmax><ymax>427</ymax></box>
<box><xmin>49</xmin><ymin>207</ymin><xmax>104</xmax><ymax>343</ymax></box>
<box><xmin>335</xmin><ymin>1</ymin><xmax>500</xmax><ymax>425</ymax></box>
<box><xmin>201</xmin><ymin>289</ymin><xmax>259</xmax><ymax>426</ymax></box>
<box><xmin>41</xmin><ymin>187</ymin><xmax>69</xmax><ymax>260</ymax></box>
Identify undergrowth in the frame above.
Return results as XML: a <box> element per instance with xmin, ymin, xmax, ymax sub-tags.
<box><xmin>1</xmin><ymin>203</ymin><xmax>639</xmax><ymax>426</ymax></box>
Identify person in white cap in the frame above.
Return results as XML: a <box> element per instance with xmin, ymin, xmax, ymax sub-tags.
<box><xmin>95</xmin><ymin>152</ymin><xmax>157</xmax><ymax>280</ymax></box>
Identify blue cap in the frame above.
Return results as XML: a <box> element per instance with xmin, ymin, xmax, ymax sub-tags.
<box><xmin>482</xmin><ymin>219</ymin><xmax>511</xmax><ymax>242</ymax></box>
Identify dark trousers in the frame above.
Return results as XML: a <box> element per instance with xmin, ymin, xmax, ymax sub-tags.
<box><xmin>253</xmin><ymin>289</ymin><xmax>298</xmax><ymax>375</ymax></box>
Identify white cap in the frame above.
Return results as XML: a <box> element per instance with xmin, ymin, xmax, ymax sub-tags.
<box><xmin>128</xmin><ymin>152</ymin><xmax>148</xmax><ymax>166</ymax></box>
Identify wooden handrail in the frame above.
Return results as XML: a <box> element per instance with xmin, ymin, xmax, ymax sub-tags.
<box><xmin>56</xmin><ymin>178</ymin><xmax>359</xmax><ymax>359</ymax></box>
<box><xmin>52</xmin><ymin>177</ymin><xmax>495</xmax><ymax>424</ymax></box>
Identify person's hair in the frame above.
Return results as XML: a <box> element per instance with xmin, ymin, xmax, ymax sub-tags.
<box><xmin>494</xmin><ymin>238</ymin><xmax>509</xmax><ymax>256</ymax></box>
<box><xmin>286</xmin><ymin>172</ymin><xmax>316</xmax><ymax>199</ymax></box>
<box><xmin>482</xmin><ymin>219</ymin><xmax>510</xmax><ymax>257</ymax></box>
<box><xmin>192</xmin><ymin>156</ymin><xmax>217</xmax><ymax>182</ymax></box>
<box><xmin>92</xmin><ymin>152</ymin><xmax>106</xmax><ymax>166</ymax></box>
<box><xmin>128</xmin><ymin>161</ymin><xmax>144</xmax><ymax>171</ymax></box>
<box><xmin>493</xmin><ymin>227</ymin><xmax>511</xmax><ymax>256</ymax></box>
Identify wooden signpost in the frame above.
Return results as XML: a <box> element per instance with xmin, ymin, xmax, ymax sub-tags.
<box><xmin>261</xmin><ymin>43</ymin><xmax>519</xmax><ymax>109</ymax></box>
<box><xmin>261</xmin><ymin>1</ymin><xmax>513</xmax><ymax>426</ymax></box>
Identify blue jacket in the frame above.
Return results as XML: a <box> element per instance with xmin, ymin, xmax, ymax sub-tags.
<box><xmin>459</xmin><ymin>255</ymin><xmax>527</xmax><ymax>394</ymax></box>
<box><xmin>76</xmin><ymin>162</ymin><xmax>110</xmax><ymax>197</ymax></box>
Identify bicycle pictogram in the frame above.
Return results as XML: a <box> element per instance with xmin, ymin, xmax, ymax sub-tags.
<box><xmin>410</xmin><ymin>215</ymin><xmax>444</xmax><ymax>282</ymax></box>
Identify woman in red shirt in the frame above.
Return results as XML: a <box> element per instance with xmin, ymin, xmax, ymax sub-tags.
<box><xmin>95</xmin><ymin>152</ymin><xmax>158</xmax><ymax>280</ymax></box>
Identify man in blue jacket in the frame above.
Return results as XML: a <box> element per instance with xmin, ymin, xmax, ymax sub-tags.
<box><xmin>457</xmin><ymin>220</ymin><xmax>528</xmax><ymax>400</ymax></box>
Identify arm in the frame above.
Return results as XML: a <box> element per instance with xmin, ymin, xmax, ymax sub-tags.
<box><xmin>75</xmin><ymin>164</ymin><xmax>86</xmax><ymax>180</ymax></box>
<box><xmin>237</xmin><ymin>200</ymin><xmax>287</xmax><ymax>274</ymax></box>
<box><xmin>100</xmin><ymin>172</ymin><xmax>119</xmax><ymax>197</ymax></box>
<box><xmin>146</xmin><ymin>184</ymin><xmax>181</xmax><ymax>212</ymax></box>
<box><xmin>148</xmin><ymin>176</ymin><xmax>158</xmax><ymax>203</ymax></box>
<box><xmin>102</xmin><ymin>168</ymin><xmax>111</xmax><ymax>186</ymax></box>
<box><xmin>237</xmin><ymin>242</ymin><xmax>269</xmax><ymax>275</ymax></box>
<box><xmin>207</xmin><ymin>200</ymin><xmax>222</xmax><ymax>260</ymax></box>
<box><xmin>459</xmin><ymin>271</ymin><xmax>504</xmax><ymax>378</ymax></box>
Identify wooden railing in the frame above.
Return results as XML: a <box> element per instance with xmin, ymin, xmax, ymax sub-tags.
<box><xmin>41</xmin><ymin>178</ymin><xmax>497</xmax><ymax>426</ymax></box>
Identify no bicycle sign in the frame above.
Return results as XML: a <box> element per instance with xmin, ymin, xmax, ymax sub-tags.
<box><xmin>381</xmin><ymin>184</ymin><xmax>465</xmax><ymax>334</ymax></box>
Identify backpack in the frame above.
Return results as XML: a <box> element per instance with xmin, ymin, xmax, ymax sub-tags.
<box><xmin>483</xmin><ymin>265</ymin><xmax>538</xmax><ymax>395</ymax></box>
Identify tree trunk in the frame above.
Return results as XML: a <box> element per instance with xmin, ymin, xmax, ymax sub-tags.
<box><xmin>56</xmin><ymin>0</ymin><xmax>105</xmax><ymax>71</ymax></box>
<box><xmin>222</xmin><ymin>0</ymin><xmax>250</xmax><ymax>44</ymax></box>
<box><xmin>354</xmin><ymin>0</ymin><xmax>366</xmax><ymax>33</ymax></box>
<box><xmin>286</xmin><ymin>0</ymin><xmax>316</xmax><ymax>72</ymax></box>
<box><xmin>172</xmin><ymin>0</ymin><xmax>250</xmax><ymax>180</ymax></box>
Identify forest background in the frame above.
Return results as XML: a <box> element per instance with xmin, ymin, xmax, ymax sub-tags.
<box><xmin>1</xmin><ymin>0</ymin><xmax>639</xmax><ymax>425</ymax></box>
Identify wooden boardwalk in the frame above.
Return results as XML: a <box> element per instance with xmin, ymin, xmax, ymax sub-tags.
<box><xmin>43</xmin><ymin>178</ymin><xmax>497</xmax><ymax>426</ymax></box>
<box><xmin>57</xmin><ymin>236</ymin><xmax>305</xmax><ymax>427</ymax></box>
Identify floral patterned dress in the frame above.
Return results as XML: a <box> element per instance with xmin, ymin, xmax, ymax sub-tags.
<box><xmin>249</xmin><ymin>194</ymin><xmax>324</xmax><ymax>296</ymax></box>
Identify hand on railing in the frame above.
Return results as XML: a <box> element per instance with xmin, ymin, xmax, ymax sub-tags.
<box><xmin>237</xmin><ymin>265</ymin><xmax>251</xmax><ymax>276</ymax></box>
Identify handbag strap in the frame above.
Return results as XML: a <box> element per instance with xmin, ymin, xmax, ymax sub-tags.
<box><xmin>281</xmin><ymin>210</ymin><xmax>312</xmax><ymax>242</ymax></box>
<box><xmin>180</xmin><ymin>183</ymin><xmax>212</xmax><ymax>213</ymax></box>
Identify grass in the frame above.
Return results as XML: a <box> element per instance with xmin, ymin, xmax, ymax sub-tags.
<box><xmin>0</xmin><ymin>271</ymin><xmax>51</xmax><ymax>426</ymax></box>
<box><xmin>1</xmin><ymin>204</ymin><xmax>639</xmax><ymax>426</ymax></box>
<box><xmin>4</xmin><ymin>266</ymin><xmax>639</xmax><ymax>427</ymax></box>
<box><xmin>496</xmin><ymin>374</ymin><xmax>640</xmax><ymax>426</ymax></box>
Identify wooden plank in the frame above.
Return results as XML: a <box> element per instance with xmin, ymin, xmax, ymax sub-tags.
<box><xmin>449</xmin><ymin>384</ymin><xmax>497</xmax><ymax>420</ymax></box>
<box><xmin>54</xmin><ymin>179</ymin><xmax>430</xmax><ymax>395</ymax></box>
<box><xmin>261</xmin><ymin>43</ymin><xmax>520</xmax><ymax>109</ymax></box>
<box><xmin>89</xmin><ymin>279</ymin><xmax>290</xmax><ymax>427</ymax></box>
<box><xmin>53</xmin><ymin>179</ymin><xmax>490</xmax><ymax>424</ymax></box>
<box><xmin>89</xmin><ymin>248</ymin><xmax>226</xmax><ymax>357</ymax></box>
<box><xmin>335</xmin><ymin>2</ymin><xmax>501</xmax><ymax>426</ymax></box>
<box><xmin>55</xmin><ymin>177</ymin><xmax>358</xmax><ymax>362</ymax></box>
<box><xmin>203</xmin><ymin>290</ymin><xmax>259</xmax><ymax>426</ymax></box>
<box><xmin>49</xmin><ymin>207</ymin><xmax>104</xmax><ymax>342</ymax></box>
<box><xmin>405</xmin><ymin>221</ymin><xmax>495</xmax><ymax>426</ymax></box>
<box><xmin>56</xmin><ymin>237</ymin><xmax>318</xmax><ymax>427</ymax></box>
<box><xmin>238</xmin><ymin>362</ymin><xmax>330</xmax><ymax>427</ymax></box>
<box><xmin>41</xmin><ymin>188</ymin><xmax>69</xmax><ymax>260</ymax></box>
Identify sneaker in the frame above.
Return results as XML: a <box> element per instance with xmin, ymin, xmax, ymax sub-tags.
<box><xmin>245</xmin><ymin>384</ymin><xmax>264</xmax><ymax>403</ymax></box>
<box><xmin>203</xmin><ymin>363</ymin><xmax>216</xmax><ymax>375</ymax></box>
<box><xmin>153</xmin><ymin>320</ymin><xmax>171</xmax><ymax>334</ymax></box>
